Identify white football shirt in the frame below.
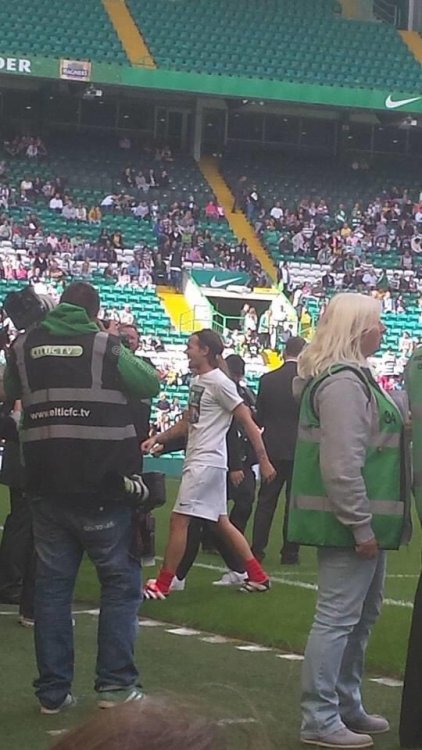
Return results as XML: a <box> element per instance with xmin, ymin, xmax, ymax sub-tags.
<box><xmin>184</xmin><ymin>368</ymin><xmax>243</xmax><ymax>469</ymax></box>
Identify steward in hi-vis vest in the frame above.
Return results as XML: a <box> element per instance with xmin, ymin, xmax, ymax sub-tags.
<box><xmin>288</xmin><ymin>364</ymin><xmax>410</xmax><ymax>550</ymax></box>
<box><xmin>5</xmin><ymin>301</ymin><xmax>160</xmax><ymax>498</ymax></box>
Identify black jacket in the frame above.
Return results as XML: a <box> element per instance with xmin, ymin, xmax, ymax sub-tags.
<box><xmin>256</xmin><ymin>360</ymin><xmax>299</xmax><ymax>463</ymax></box>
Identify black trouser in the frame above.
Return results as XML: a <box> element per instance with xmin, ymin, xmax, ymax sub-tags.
<box><xmin>177</xmin><ymin>467</ymin><xmax>256</xmax><ymax>579</ymax></box>
<box><xmin>202</xmin><ymin>467</ymin><xmax>256</xmax><ymax>552</ymax></box>
<box><xmin>251</xmin><ymin>459</ymin><xmax>299</xmax><ymax>561</ymax></box>
<box><xmin>0</xmin><ymin>488</ymin><xmax>33</xmax><ymax>600</ymax></box>
<box><xmin>259</xmin><ymin>332</ymin><xmax>271</xmax><ymax>349</ymax></box>
<box><xmin>177</xmin><ymin>518</ymin><xmax>245</xmax><ymax>578</ymax></box>
<box><xmin>399</xmin><ymin>571</ymin><xmax>422</xmax><ymax>748</ymax></box>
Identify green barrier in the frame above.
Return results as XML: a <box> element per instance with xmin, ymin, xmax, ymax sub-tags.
<box><xmin>2</xmin><ymin>51</ymin><xmax>422</xmax><ymax>113</ymax></box>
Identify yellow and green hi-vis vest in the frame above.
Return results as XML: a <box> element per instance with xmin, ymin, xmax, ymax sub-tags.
<box><xmin>288</xmin><ymin>365</ymin><xmax>405</xmax><ymax>550</ymax></box>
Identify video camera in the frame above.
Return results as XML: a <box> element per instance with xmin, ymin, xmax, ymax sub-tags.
<box><xmin>3</xmin><ymin>286</ymin><xmax>55</xmax><ymax>332</ymax></box>
<box><xmin>101</xmin><ymin>470</ymin><xmax>166</xmax><ymax>512</ymax></box>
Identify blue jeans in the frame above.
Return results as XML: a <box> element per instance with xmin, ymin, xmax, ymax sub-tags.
<box><xmin>301</xmin><ymin>548</ymin><xmax>386</xmax><ymax>737</ymax></box>
<box><xmin>31</xmin><ymin>498</ymin><xmax>141</xmax><ymax>709</ymax></box>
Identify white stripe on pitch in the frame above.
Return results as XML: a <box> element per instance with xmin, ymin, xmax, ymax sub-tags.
<box><xmin>182</xmin><ymin>560</ymin><xmax>416</xmax><ymax>608</ymax></box>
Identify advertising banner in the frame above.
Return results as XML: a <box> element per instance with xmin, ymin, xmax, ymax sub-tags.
<box><xmin>191</xmin><ymin>270</ymin><xmax>250</xmax><ymax>288</ymax></box>
<box><xmin>60</xmin><ymin>59</ymin><xmax>92</xmax><ymax>82</ymax></box>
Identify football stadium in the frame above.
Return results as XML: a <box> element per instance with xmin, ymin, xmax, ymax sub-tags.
<box><xmin>1</xmin><ymin>1</ymin><xmax>422</xmax><ymax>748</ymax></box>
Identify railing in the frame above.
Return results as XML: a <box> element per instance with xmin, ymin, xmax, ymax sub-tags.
<box><xmin>178</xmin><ymin>304</ymin><xmax>213</xmax><ymax>333</ymax></box>
<box><xmin>373</xmin><ymin>0</ymin><xmax>400</xmax><ymax>26</ymax></box>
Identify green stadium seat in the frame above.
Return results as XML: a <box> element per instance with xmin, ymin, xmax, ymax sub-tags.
<box><xmin>127</xmin><ymin>0</ymin><xmax>422</xmax><ymax>92</ymax></box>
<box><xmin>0</xmin><ymin>0</ymin><xmax>128</xmax><ymax>65</ymax></box>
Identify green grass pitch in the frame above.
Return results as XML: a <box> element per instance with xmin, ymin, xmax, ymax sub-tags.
<box><xmin>0</xmin><ymin>480</ymin><xmax>419</xmax><ymax>749</ymax></box>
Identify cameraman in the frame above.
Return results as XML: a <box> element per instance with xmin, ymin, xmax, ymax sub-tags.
<box><xmin>118</xmin><ymin>323</ymin><xmax>155</xmax><ymax>465</ymax></box>
<box><xmin>119</xmin><ymin>323</ymin><xmax>158</xmax><ymax>565</ymax></box>
<box><xmin>4</xmin><ymin>282</ymin><xmax>160</xmax><ymax>714</ymax></box>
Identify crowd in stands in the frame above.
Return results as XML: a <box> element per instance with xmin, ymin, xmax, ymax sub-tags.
<box><xmin>0</xmin><ymin>135</ymin><xmax>270</xmax><ymax>289</ymax></box>
<box><xmin>286</xmin><ymin>268</ymin><xmax>422</xmax><ymax>390</ymax></box>
<box><xmin>235</xmin><ymin>176</ymin><xmax>422</xmax><ymax>272</ymax></box>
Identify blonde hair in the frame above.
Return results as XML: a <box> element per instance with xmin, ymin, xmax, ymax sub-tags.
<box><xmin>297</xmin><ymin>292</ymin><xmax>382</xmax><ymax>379</ymax></box>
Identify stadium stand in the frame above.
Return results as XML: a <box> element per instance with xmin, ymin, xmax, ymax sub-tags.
<box><xmin>127</xmin><ymin>0</ymin><xmax>422</xmax><ymax>90</ymax></box>
<box><xmin>222</xmin><ymin>153</ymin><xmax>422</xmax><ymax>270</ymax></box>
<box><xmin>0</xmin><ymin>134</ymin><xmax>270</xmax><ymax>281</ymax></box>
<box><xmin>296</xmin><ymin>282</ymin><xmax>421</xmax><ymax>387</ymax></box>
<box><xmin>0</xmin><ymin>0</ymin><xmax>128</xmax><ymax>64</ymax></box>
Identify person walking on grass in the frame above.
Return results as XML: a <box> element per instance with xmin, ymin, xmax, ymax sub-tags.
<box><xmin>141</xmin><ymin>329</ymin><xmax>276</xmax><ymax>599</ymax></box>
<box><xmin>288</xmin><ymin>293</ymin><xmax>411</xmax><ymax>749</ymax></box>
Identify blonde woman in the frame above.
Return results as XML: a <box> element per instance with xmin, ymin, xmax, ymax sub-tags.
<box><xmin>288</xmin><ymin>293</ymin><xmax>411</xmax><ymax>749</ymax></box>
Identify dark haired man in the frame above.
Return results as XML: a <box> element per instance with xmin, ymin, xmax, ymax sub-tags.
<box><xmin>251</xmin><ymin>335</ymin><xmax>306</xmax><ymax>565</ymax></box>
<box><xmin>4</xmin><ymin>282</ymin><xmax>160</xmax><ymax>713</ymax></box>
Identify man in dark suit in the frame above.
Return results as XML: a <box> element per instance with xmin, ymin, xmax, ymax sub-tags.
<box><xmin>251</xmin><ymin>336</ymin><xmax>306</xmax><ymax>564</ymax></box>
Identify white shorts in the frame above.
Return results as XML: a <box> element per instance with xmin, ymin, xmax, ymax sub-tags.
<box><xmin>173</xmin><ymin>464</ymin><xmax>227</xmax><ymax>522</ymax></box>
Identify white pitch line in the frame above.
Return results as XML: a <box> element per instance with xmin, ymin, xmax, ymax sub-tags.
<box><xmin>217</xmin><ymin>717</ymin><xmax>258</xmax><ymax>726</ymax></box>
<box><xmin>370</xmin><ymin>678</ymin><xmax>403</xmax><ymax>688</ymax></box>
<box><xmin>200</xmin><ymin>635</ymin><xmax>232</xmax><ymax>644</ymax></box>
<box><xmin>166</xmin><ymin>627</ymin><xmax>202</xmax><ymax>636</ymax></box>
<box><xmin>187</xmin><ymin>561</ymin><xmax>416</xmax><ymax>608</ymax></box>
<box><xmin>236</xmin><ymin>645</ymin><xmax>272</xmax><ymax>653</ymax></box>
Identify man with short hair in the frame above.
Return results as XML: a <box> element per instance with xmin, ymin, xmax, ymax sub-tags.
<box><xmin>5</xmin><ymin>282</ymin><xmax>160</xmax><ymax>713</ymax></box>
<box><xmin>252</xmin><ymin>336</ymin><xmax>306</xmax><ymax>565</ymax></box>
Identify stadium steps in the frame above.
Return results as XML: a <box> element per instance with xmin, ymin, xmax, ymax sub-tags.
<box><xmin>198</xmin><ymin>156</ymin><xmax>277</xmax><ymax>283</ymax></box>
<box><xmin>399</xmin><ymin>30</ymin><xmax>422</xmax><ymax>63</ymax></box>
<box><xmin>339</xmin><ymin>0</ymin><xmax>373</xmax><ymax>20</ymax></box>
<box><xmin>102</xmin><ymin>0</ymin><xmax>156</xmax><ymax>66</ymax></box>
<box><xmin>262</xmin><ymin>350</ymin><xmax>282</xmax><ymax>369</ymax></box>
<box><xmin>156</xmin><ymin>286</ymin><xmax>200</xmax><ymax>334</ymax></box>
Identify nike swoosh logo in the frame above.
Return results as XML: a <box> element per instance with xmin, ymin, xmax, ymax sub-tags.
<box><xmin>385</xmin><ymin>95</ymin><xmax>422</xmax><ymax>110</ymax></box>
<box><xmin>209</xmin><ymin>276</ymin><xmax>243</xmax><ymax>288</ymax></box>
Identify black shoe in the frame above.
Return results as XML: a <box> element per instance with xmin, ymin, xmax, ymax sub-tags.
<box><xmin>280</xmin><ymin>556</ymin><xmax>299</xmax><ymax>566</ymax></box>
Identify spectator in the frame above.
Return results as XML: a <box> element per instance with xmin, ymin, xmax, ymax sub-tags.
<box><xmin>120</xmin><ymin>304</ymin><xmax>134</xmax><ymax>326</ymax></box>
<box><xmin>20</xmin><ymin>176</ymin><xmax>33</xmax><ymax>197</ymax></box>
<box><xmin>26</xmin><ymin>139</ymin><xmax>38</xmax><ymax>159</ymax></box>
<box><xmin>75</xmin><ymin>203</ymin><xmax>87</xmax><ymax>223</ymax></box>
<box><xmin>49</xmin><ymin>193</ymin><xmax>63</xmax><ymax>212</ymax></box>
<box><xmin>62</xmin><ymin>200</ymin><xmax>76</xmax><ymax>222</ymax></box>
<box><xmin>100</xmin><ymin>194</ymin><xmax>115</xmax><ymax>210</ymax></box>
<box><xmin>88</xmin><ymin>205</ymin><xmax>102</xmax><ymax>225</ymax></box>
<box><xmin>205</xmin><ymin>200</ymin><xmax>219</xmax><ymax>221</ymax></box>
<box><xmin>244</xmin><ymin>307</ymin><xmax>258</xmax><ymax>332</ymax></box>
<box><xmin>156</xmin><ymin>392</ymin><xmax>171</xmax><ymax>431</ymax></box>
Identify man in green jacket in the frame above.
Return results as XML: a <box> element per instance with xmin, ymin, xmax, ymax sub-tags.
<box><xmin>5</xmin><ymin>281</ymin><xmax>159</xmax><ymax>714</ymax></box>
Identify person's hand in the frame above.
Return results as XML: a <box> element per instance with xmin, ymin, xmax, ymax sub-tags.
<box><xmin>97</xmin><ymin>319</ymin><xmax>120</xmax><ymax>336</ymax></box>
<box><xmin>141</xmin><ymin>437</ymin><xmax>162</xmax><ymax>454</ymax></box>
<box><xmin>355</xmin><ymin>537</ymin><xmax>378</xmax><ymax>559</ymax></box>
<box><xmin>229</xmin><ymin>470</ymin><xmax>244</xmax><ymax>487</ymax></box>
<box><xmin>260</xmin><ymin>458</ymin><xmax>276</xmax><ymax>483</ymax></box>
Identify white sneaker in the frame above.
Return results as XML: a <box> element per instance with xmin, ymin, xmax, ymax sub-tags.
<box><xmin>170</xmin><ymin>577</ymin><xmax>186</xmax><ymax>592</ymax></box>
<box><xmin>212</xmin><ymin>571</ymin><xmax>248</xmax><ymax>586</ymax></box>
<box><xmin>40</xmin><ymin>694</ymin><xmax>76</xmax><ymax>715</ymax></box>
